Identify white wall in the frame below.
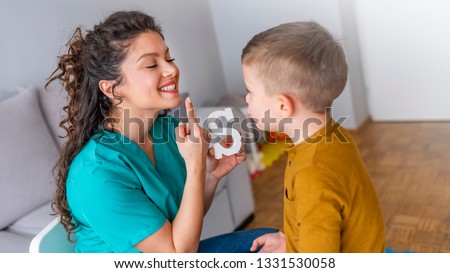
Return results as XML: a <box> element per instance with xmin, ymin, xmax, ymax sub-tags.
<box><xmin>339</xmin><ymin>0</ymin><xmax>369</xmax><ymax>127</ymax></box>
<box><xmin>0</xmin><ymin>0</ymin><xmax>226</xmax><ymax>106</ymax></box>
<box><xmin>354</xmin><ymin>0</ymin><xmax>450</xmax><ymax>121</ymax></box>
<box><xmin>209</xmin><ymin>0</ymin><xmax>368</xmax><ymax>129</ymax></box>
<box><xmin>1</xmin><ymin>0</ymin><xmax>375</xmax><ymax>128</ymax></box>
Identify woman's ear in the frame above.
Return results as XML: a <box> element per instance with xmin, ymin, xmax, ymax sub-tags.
<box><xmin>277</xmin><ymin>94</ymin><xmax>295</xmax><ymax>117</ymax></box>
<box><xmin>99</xmin><ymin>80</ymin><xmax>117</xmax><ymax>99</ymax></box>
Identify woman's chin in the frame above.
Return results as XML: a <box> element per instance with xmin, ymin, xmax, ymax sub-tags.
<box><xmin>164</xmin><ymin>94</ymin><xmax>182</xmax><ymax>109</ymax></box>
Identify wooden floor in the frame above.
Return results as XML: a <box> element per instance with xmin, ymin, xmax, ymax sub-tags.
<box><xmin>245</xmin><ymin>121</ymin><xmax>450</xmax><ymax>252</ymax></box>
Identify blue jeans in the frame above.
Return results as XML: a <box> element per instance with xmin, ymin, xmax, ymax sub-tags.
<box><xmin>198</xmin><ymin>228</ymin><xmax>278</xmax><ymax>253</ymax></box>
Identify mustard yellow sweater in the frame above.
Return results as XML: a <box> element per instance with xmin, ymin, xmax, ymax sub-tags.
<box><xmin>283</xmin><ymin>120</ymin><xmax>385</xmax><ymax>252</ymax></box>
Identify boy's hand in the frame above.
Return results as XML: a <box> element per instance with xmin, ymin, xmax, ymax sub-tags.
<box><xmin>250</xmin><ymin>231</ymin><xmax>286</xmax><ymax>253</ymax></box>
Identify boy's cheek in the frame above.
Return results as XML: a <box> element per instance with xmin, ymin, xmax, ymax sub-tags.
<box><xmin>250</xmin><ymin>108</ymin><xmax>274</xmax><ymax>132</ymax></box>
<box><xmin>252</xmin><ymin>117</ymin><xmax>266</xmax><ymax>131</ymax></box>
<box><xmin>255</xmin><ymin>122</ymin><xmax>266</xmax><ymax>131</ymax></box>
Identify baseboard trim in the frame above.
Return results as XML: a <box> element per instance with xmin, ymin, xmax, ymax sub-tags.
<box><xmin>347</xmin><ymin>115</ymin><xmax>372</xmax><ymax>133</ymax></box>
<box><xmin>234</xmin><ymin>214</ymin><xmax>255</xmax><ymax>231</ymax></box>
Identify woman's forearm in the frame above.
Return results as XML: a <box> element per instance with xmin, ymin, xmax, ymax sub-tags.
<box><xmin>171</xmin><ymin>164</ymin><xmax>206</xmax><ymax>252</ymax></box>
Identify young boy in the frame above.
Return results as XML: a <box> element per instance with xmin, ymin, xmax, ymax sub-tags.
<box><xmin>243</xmin><ymin>21</ymin><xmax>385</xmax><ymax>253</ymax></box>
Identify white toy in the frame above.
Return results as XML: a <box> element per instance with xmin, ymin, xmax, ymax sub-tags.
<box><xmin>206</xmin><ymin>108</ymin><xmax>242</xmax><ymax>159</ymax></box>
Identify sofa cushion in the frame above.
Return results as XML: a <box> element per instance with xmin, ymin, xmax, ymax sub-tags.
<box><xmin>7</xmin><ymin>202</ymin><xmax>55</xmax><ymax>236</ymax></box>
<box><xmin>35</xmin><ymin>83</ymin><xmax>68</xmax><ymax>148</ymax></box>
<box><xmin>0</xmin><ymin>89</ymin><xmax>18</xmax><ymax>102</ymax></box>
<box><xmin>0</xmin><ymin>86</ymin><xmax>58</xmax><ymax>229</ymax></box>
<box><xmin>0</xmin><ymin>231</ymin><xmax>33</xmax><ymax>253</ymax></box>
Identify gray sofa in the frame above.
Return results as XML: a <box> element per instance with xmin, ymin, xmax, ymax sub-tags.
<box><xmin>0</xmin><ymin>85</ymin><xmax>254</xmax><ymax>252</ymax></box>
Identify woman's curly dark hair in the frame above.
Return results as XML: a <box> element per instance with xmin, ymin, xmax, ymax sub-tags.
<box><xmin>45</xmin><ymin>10</ymin><xmax>164</xmax><ymax>241</ymax></box>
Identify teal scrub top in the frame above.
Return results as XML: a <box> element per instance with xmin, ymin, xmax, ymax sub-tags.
<box><xmin>66</xmin><ymin>115</ymin><xmax>187</xmax><ymax>252</ymax></box>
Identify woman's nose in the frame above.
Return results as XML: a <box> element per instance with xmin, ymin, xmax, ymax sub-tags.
<box><xmin>162</xmin><ymin>62</ymin><xmax>178</xmax><ymax>78</ymax></box>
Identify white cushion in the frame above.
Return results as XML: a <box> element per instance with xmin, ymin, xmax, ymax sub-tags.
<box><xmin>0</xmin><ymin>86</ymin><xmax>58</xmax><ymax>229</ymax></box>
<box><xmin>0</xmin><ymin>89</ymin><xmax>18</xmax><ymax>102</ymax></box>
<box><xmin>8</xmin><ymin>202</ymin><xmax>55</xmax><ymax>236</ymax></box>
<box><xmin>35</xmin><ymin>83</ymin><xmax>68</xmax><ymax>148</ymax></box>
<box><xmin>0</xmin><ymin>231</ymin><xmax>33</xmax><ymax>253</ymax></box>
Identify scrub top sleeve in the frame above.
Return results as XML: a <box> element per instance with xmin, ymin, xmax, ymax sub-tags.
<box><xmin>71</xmin><ymin>162</ymin><xmax>167</xmax><ymax>252</ymax></box>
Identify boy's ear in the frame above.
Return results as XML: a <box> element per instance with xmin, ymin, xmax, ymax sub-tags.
<box><xmin>99</xmin><ymin>80</ymin><xmax>117</xmax><ymax>99</ymax></box>
<box><xmin>277</xmin><ymin>94</ymin><xmax>295</xmax><ymax>117</ymax></box>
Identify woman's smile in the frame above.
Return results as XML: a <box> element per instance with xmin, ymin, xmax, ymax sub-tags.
<box><xmin>159</xmin><ymin>80</ymin><xmax>178</xmax><ymax>93</ymax></box>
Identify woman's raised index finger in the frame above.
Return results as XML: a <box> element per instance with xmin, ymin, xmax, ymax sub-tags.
<box><xmin>185</xmin><ymin>97</ymin><xmax>197</xmax><ymax>133</ymax></box>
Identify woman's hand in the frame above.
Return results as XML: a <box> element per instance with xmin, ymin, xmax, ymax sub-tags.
<box><xmin>206</xmin><ymin>135</ymin><xmax>246</xmax><ymax>182</ymax></box>
<box><xmin>175</xmin><ymin>98</ymin><xmax>209</xmax><ymax>170</ymax></box>
<box><xmin>203</xmin><ymin>129</ymin><xmax>246</xmax><ymax>214</ymax></box>
<box><xmin>161</xmin><ymin>98</ymin><xmax>209</xmax><ymax>253</ymax></box>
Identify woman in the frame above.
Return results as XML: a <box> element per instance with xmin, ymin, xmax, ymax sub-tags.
<box><xmin>47</xmin><ymin>10</ymin><xmax>275</xmax><ymax>253</ymax></box>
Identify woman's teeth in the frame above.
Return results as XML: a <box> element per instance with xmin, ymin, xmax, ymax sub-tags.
<box><xmin>160</xmin><ymin>84</ymin><xmax>176</xmax><ymax>92</ymax></box>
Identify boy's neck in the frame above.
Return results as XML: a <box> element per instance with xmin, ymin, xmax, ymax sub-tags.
<box><xmin>284</xmin><ymin>111</ymin><xmax>331</xmax><ymax>146</ymax></box>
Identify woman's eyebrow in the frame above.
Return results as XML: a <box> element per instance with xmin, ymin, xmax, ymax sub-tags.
<box><xmin>136</xmin><ymin>48</ymin><xmax>170</xmax><ymax>63</ymax></box>
<box><xmin>136</xmin><ymin>52</ymin><xmax>158</xmax><ymax>63</ymax></box>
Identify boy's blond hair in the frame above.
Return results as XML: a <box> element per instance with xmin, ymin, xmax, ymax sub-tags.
<box><xmin>242</xmin><ymin>21</ymin><xmax>348</xmax><ymax>113</ymax></box>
